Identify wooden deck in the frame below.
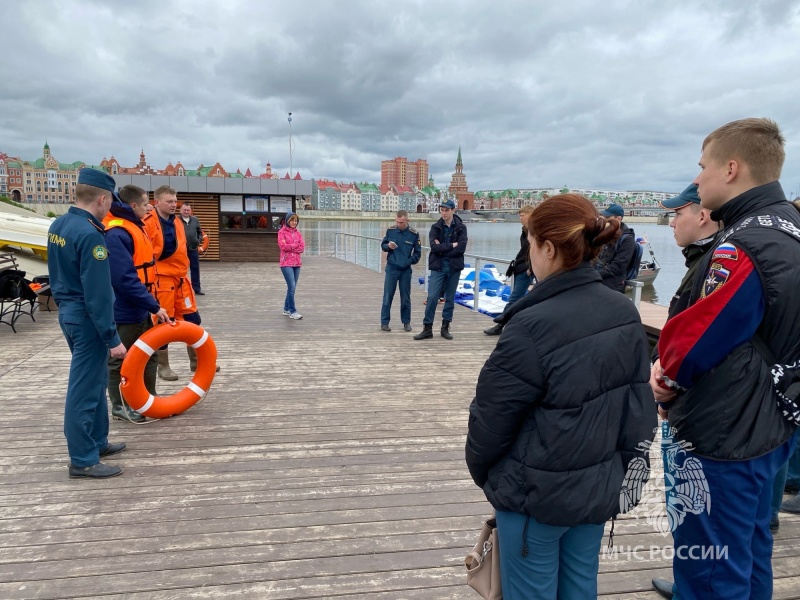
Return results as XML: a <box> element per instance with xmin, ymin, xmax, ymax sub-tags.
<box><xmin>0</xmin><ymin>257</ymin><xmax>797</xmax><ymax>599</ymax></box>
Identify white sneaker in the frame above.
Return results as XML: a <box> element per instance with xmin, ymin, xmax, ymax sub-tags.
<box><xmin>283</xmin><ymin>310</ymin><xmax>291</xmax><ymax>316</ymax></box>
<box><xmin>289</xmin><ymin>312</ymin><xmax>303</xmax><ymax>320</ymax></box>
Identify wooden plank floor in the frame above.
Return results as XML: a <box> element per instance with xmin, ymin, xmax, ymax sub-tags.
<box><xmin>0</xmin><ymin>257</ymin><xmax>797</xmax><ymax>599</ymax></box>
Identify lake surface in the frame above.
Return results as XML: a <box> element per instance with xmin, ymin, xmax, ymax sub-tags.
<box><xmin>299</xmin><ymin>219</ymin><xmax>685</xmax><ymax>306</ymax></box>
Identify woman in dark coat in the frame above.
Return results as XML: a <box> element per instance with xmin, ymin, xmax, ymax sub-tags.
<box><xmin>466</xmin><ymin>194</ymin><xmax>656</xmax><ymax>599</ymax></box>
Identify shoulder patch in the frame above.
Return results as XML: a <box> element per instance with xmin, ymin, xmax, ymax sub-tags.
<box><xmin>712</xmin><ymin>243</ymin><xmax>738</xmax><ymax>261</ymax></box>
<box><xmin>701</xmin><ymin>262</ymin><xmax>729</xmax><ymax>298</ymax></box>
<box><xmin>92</xmin><ymin>245</ymin><xmax>109</xmax><ymax>261</ymax></box>
<box><xmin>408</xmin><ymin>227</ymin><xmax>417</xmax><ymax>234</ymax></box>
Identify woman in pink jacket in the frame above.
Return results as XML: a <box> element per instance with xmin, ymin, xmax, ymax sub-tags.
<box><xmin>278</xmin><ymin>211</ymin><xmax>305</xmax><ymax>319</ymax></box>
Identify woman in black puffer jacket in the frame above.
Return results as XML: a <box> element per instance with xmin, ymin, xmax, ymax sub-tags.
<box><xmin>466</xmin><ymin>194</ymin><xmax>656</xmax><ymax>599</ymax></box>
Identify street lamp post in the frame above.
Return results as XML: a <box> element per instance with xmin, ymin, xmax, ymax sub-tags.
<box><xmin>288</xmin><ymin>112</ymin><xmax>293</xmax><ymax>179</ymax></box>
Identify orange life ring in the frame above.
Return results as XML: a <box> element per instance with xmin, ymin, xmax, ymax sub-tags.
<box><xmin>120</xmin><ymin>321</ymin><xmax>218</xmax><ymax>418</ymax></box>
<box><xmin>199</xmin><ymin>232</ymin><xmax>210</xmax><ymax>256</ymax></box>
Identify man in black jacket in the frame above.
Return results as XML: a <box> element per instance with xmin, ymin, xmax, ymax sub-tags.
<box><xmin>179</xmin><ymin>203</ymin><xmax>205</xmax><ymax>295</ymax></box>
<box><xmin>648</xmin><ymin>183</ymin><xmax>719</xmax><ymax>599</ymax></box>
<box><xmin>654</xmin><ymin>118</ymin><xmax>799</xmax><ymax>600</ymax></box>
<box><xmin>595</xmin><ymin>203</ymin><xmax>636</xmax><ymax>292</ymax></box>
<box><xmin>414</xmin><ymin>200</ymin><xmax>468</xmax><ymax>340</ymax></box>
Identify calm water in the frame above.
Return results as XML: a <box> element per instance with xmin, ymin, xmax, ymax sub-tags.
<box><xmin>299</xmin><ymin>219</ymin><xmax>685</xmax><ymax>306</ymax></box>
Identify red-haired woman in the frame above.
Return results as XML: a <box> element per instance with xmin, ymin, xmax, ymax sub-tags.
<box><xmin>466</xmin><ymin>194</ymin><xmax>656</xmax><ymax>599</ymax></box>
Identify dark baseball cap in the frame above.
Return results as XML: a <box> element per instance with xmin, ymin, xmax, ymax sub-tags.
<box><xmin>661</xmin><ymin>184</ymin><xmax>700</xmax><ymax>210</ymax></box>
<box><xmin>601</xmin><ymin>203</ymin><xmax>624</xmax><ymax>217</ymax></box>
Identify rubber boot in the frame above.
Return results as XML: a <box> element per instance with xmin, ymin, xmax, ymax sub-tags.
<box><xmin>441</xmin><ymin>320</ymin><xmax>453</xmax><ymax>340</ymax></box>
<box><xmin>107</xmin><ymin>380</ymin><xmax>147</xmax><ymax>423</ymax></box>
<box><xmin>187</xmin><ymin>346</ymin><xmax>220</xmax><ymax>373</ymax></box>
<box><xmin>413</xmin><ymin>324</ymin><xmax>433</xmax><ymax>340</ymax></box>
<box><xmin>157</xmin><ymin>347</ymin><xmax>179</xmax><ymax>381</ymax></box>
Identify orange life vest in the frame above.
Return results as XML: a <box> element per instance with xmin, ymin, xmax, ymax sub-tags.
<box><xmin>102</xmin><ymin>215</ymin><xmax>157</xmax><ymax>291</ymax></box>
<box><xmin>143</xmin><ymin>211</ymin><xmax>190</xmax><ymax>278</ymax></box>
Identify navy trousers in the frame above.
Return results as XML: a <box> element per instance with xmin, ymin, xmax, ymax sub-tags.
<box><xmin>673</xmin><ymin>434</ymin><xmax>795</xmax><ymax>600</ymax></box>
<box><xmin>381</xmin><ymin>265</ymin><xmax>411</xmax><ymax>326</ymax></box>
<box><xmin>188</xmin><ymin>248</ymin><xmax>201</xmax><ymax>292</ymax></box>
<box><xmin>501</xmin><ymin>272</ymin><xmax>533</xmax><ymax>315</ymax></box>
<box><xmin>423</xmin><ymin>267</ymin><xmax>461</xmax><ymax>324</ymax></box>
<box><xmin>59</xmin><ymin>315</ymin><xmax>110</xmax><ymax>467</ymax></box>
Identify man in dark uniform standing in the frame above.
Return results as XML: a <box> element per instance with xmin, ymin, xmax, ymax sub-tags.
<box><xmin>380</xmin><ymin>210</ymin><xmax>421</xmax><ymax>332</ymax></box>
<box><xmin>47</xmin><ymin>168</ymin><xmax>128</xmax><ymax>479</ymax></box>
<box><xmin>179</xmin><ymin>203</ymin><xmax>205</xmax><ymax>295</ymax></box>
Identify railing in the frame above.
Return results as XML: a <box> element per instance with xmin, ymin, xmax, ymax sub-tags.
<box><xmin>332</xmin><ymin>232</ymin><xmax>512</xmax><ymax>314</ymax></box>
<box><xmin>331</xmin><ymin>232</ymin><xmax>644</xmax><ymax>312</ymax></box>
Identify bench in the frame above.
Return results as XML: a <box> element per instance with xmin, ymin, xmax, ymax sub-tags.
<box><xmin>0</xmin><ymin>253</ymin><xmax>43</xmax><ymax>332</ymax></box>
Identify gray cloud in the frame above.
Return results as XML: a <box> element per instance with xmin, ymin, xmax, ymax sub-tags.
<box><xmin>2</xmin><ymin>0</ymin><xmax>800</xmax><ymax>196</ymax></box>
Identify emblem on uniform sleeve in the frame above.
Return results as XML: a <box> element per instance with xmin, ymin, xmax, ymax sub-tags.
<box><xmin>702</xmin><ymin>263</ymin><xmax>729</xmax><ymax>298</ymax></box>
<box><xmin>712</xmin><ymin>243</ymin><xmax>738</xmax><ymax>261</ymax></box>
<box><xmin>92</xmin><ymin>245</ymin><xmax>109</xmax><ymax>261</ymax></box>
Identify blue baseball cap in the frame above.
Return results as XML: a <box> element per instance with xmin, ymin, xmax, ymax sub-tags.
<box><xmin>440</xmin><ymin>200</ymin><xmax>456</xmax><ymax>210</ymax></box>
<box><xmin>77</xmin><ymin>168</ymin><xmax>116</xmax><ymax>193</ymax></box>
<box><xmin>601</xmin><ymin>203</ymin><xmax>624</xmax><ymax>218</ymax></box>
<box><xmin>661</xmin><ymin>184</ymin><xmax>700</xmax><ymax>210</ymax></box>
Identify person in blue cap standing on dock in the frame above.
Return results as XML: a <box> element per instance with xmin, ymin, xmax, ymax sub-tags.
<box><xmin>380</xmin><ymin>210</ymin><xmax>421</xmax><ymax>332</ymax></box>
<box><xmin>414</xmin><ymin>200</ymin><xmax>468</xmax><ymax>340</ymax></box>
<box><xmin>595</xmin><ymin>203</ymin><xmax>637</xmax><ymax>292</ymax></box>
<box><xmin>47</xmin><ymin>168</ymin><xmax>129</xmax><ymax>479</ymax></box>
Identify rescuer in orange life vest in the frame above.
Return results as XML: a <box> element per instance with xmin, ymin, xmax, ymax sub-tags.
<box><xmin>103</xmin><ymin>185</ymin><xmax>171</xmax><ymax>422</ymax></box>
<box><xmin>143</xmin><ymin>185</ymin><xmax>219</xmax><ymax>380</ymax></box>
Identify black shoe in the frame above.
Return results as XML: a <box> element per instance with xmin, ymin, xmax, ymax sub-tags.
<box><xmin>786</xmin><ymin>482</ymin><xmax>800</xmax><ymax>495</ymax></box>
<box><xmin>651</xmin><ymin>578</ymin><xmax>674</xmax><ymax>599</ymax></box>
<box><xmin>111</xmin><ymin>406</ymin><xmax>146</xmax><ymax>423</ymax></box>
<box><xmin>99</xmin><ymin>442</ymin><xmax>127</xmax><ymax>457</ymax></box>
<box><xmin>68</xmin><ymin>462</ymin><xmax>123</xmax><ymax>479</ymax></box>
<box><xmin>403</xmin><ymin>323</ymin><xmax>412</xmax><ymax>332</ymax></box>
<box><xmin>195</xmin><ymin>290</ymin><xmax>205</xmax><ymax>295</ymax></box>
<box><xmin>770</xmin><ymin>514</ymin><xmax>780</xmax><ymax>532</ymax></box>
<box><xmin>780</xmin><ymin>493</ymin><xmax>800</xmax><ymax>514</ymax></box>
<box><xmin>483</xmin><ymin>323</ymin><xmax>504</xmax><ymax>336</ymax></box>
<box><xmin>441</xmin><ymin>320</ymin><xmax>453</xmax><ymax>340</ymax></box>
<box><xmin>381</xmin><ymin>324</ymin><xmax>391</xmax><ymax>332</ymax></box>
<box><xmin>414</xmin><ymin>325</ymin><xmax>433</xmax><ymax>340</ymax></box>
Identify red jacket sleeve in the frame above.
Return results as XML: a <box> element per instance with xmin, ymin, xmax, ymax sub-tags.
<box><xmin>658</xmin><ymin>242</ymin><xmax>764</xmax><ymax>389</ymax></box>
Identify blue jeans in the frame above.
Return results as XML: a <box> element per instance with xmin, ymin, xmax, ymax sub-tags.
<box><xmin>496</xmin><ymin>510</ymin><xmax>604</xmax><ymax>599</ymax></box>
<box><xmin>381</xmin><ymin>265</ymin><xmax>411</xmax><ymax>326</ymax></box>
<box><xmin>673</xmin><ymin>435</ymin><xmax>795</xmax><ymax>600</ymax></box>
<box><xmin>423</xmin><ymin>267</ymin><xmax>461</xmax><ymax>325</ymax></box>
<box><xmin>501</xmin><ymin>272</ymin><xmax>533</xmax><ymax>315</ymax></box>
<box><xmin>188</xmin><ymin>248</ymin><xmax>201</xmax><ymax>292</ymax></box>
<box><xmin>59</xmin><ymin>315</ymin><xmax>110</xmax><ymax>467</ymax></box>
<box><xmin>280</xmin><ymin>266</ymin><xmax>301</xmax><ymax>313</ymax></box>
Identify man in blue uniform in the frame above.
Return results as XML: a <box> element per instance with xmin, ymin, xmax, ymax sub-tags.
<box><xmin>48</xmin><ymin>168</ymin><xmax>128</xmax><ymax>479</ymax></box>
<box><xmin>654</xmin><ymin>118</ymin><xmax>799</xmax><ymax>599</ymax></box>
<box><xmin>380</xmin><ymin>210</ymin><xmax>421</xmax><ymax>332</ymax></box>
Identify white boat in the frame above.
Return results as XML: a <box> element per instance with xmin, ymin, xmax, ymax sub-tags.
<box><xmin>0</xmin><ymin>212</ymin><xmax>52</xmax><ymax>260</ymax></box>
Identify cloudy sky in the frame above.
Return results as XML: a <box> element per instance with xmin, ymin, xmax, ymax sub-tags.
<box><xmin>2</xmin><ymin>0</ymin><xmax>800</xmax><ymax>196</ymax></box>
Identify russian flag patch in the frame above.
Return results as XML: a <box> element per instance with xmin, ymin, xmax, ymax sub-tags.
<box><xmin>712</xmin><ymin>243</ymin><xmax>738</xmax><ymax>261</ymax></box>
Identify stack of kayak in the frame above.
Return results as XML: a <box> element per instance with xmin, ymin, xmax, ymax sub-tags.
<box><xmin>417</xmin><ymin>264</ymin><xmax>511</xmax><ymax>317</ymax></box>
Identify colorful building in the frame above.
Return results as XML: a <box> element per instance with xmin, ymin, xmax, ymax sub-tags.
<box><xmin>358</xmin><ymin>182</ymin><xmax>381</xmax><ymax>211</ymax></box>
<box><xmin>381</xmin><ymin>156</ymin><xmax>429</xmax><ymax>189</ymax></box>
<box><xmin>4</xmin><ymin>143</ymin><xmax>89</xmax><ymax>204</ymax></box>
